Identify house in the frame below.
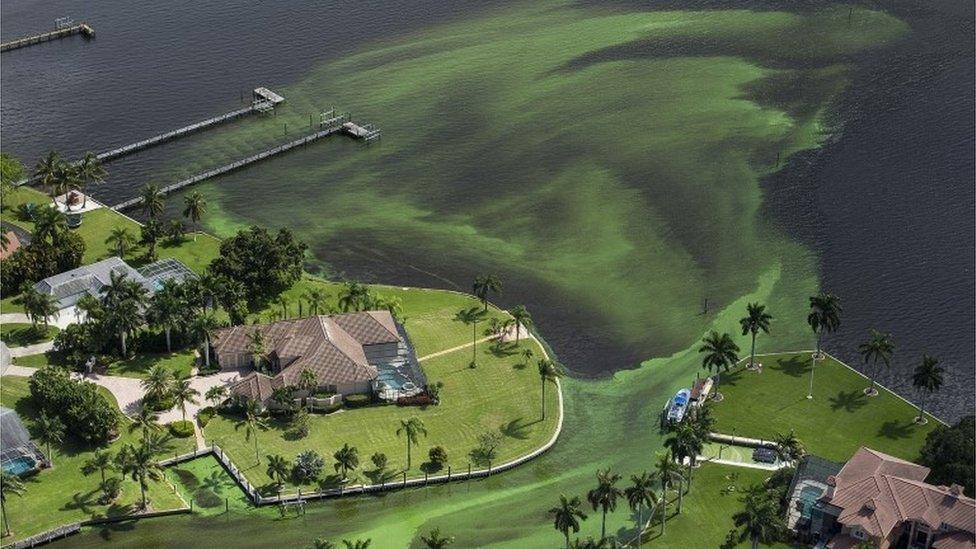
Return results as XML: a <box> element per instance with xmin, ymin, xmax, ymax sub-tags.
<box><xmin>788</xmin><ymin>447</ymin><xmax>975</xmax><ymax>549</ymax></box>
<box><xmin>34</xmin><ymin>257</ymin><xmax>154</xmax><ymax>310</ymax></box>
<box><xmin>213</xmin><ymin>311</ymin><xmax>424</xmax><ymax>409</ymax></box>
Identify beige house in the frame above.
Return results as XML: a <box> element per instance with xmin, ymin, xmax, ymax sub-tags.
<box><xmin>212</xmin><ymin>311</ymin><xmax>405</xmax><ymax>407</ymax></box>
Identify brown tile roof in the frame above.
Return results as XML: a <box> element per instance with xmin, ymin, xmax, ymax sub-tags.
<box><xmin>0</xmin><ymin>232</ymin><xmax>21</xmax><ymax>260</ymax></box>
<box><xmin>933</xmin><ymin>530</ymin><xmax>976</xmax><ymax>549</ymax></box>
<box><xmin>826</xmin><ymin>447</ymin><xmax>976</xmax><ymax>541</ymax></box>
<box><xmin>213</xmin><ymin>311</ymin><xmax>400</xmax><ymax>393</ymax></box>
<box><xmin>229</xmin><ymin>373</ymin><xmax>275</xmax><ymax>402</ymax></box>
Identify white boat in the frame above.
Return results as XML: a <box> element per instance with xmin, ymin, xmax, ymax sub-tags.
<box><xmin>666</xmin><ymin>389</ymin><xmax>691</xmax><ymax>424</ymax></box>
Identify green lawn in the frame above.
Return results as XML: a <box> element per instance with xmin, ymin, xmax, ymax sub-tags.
<box><xmin>203</xmin><ymin>337</ymin><xmax>559</xmax><ymax>493</ymax></box>
<box><xmin>710</xmin><ymin>353</ymin><xmax>939</xmax><ymax>462</ymax></box>
<box><xmin>0</xmin><ymin>323</ymin><xmax>58</xmax><ymax>347</ymax></box>
<box><xmin>105</xmin><ymin>349</ymin><xmax>197</xmax><ymax>380</ymax></box>
<box><xmin>166</xmin><ymin>455</ymin><xmax>252</xmax><ymax>516</ymax></box>
<box><xmin>0</xmin><ymin>376</ymin><xmax>194</xmax><ymax>542</ymax></box>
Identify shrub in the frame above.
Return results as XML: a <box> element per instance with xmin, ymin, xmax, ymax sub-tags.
<box><xmin>99</xmin><ymin>477</ymin><xmax>122</xmax><ymax>504</ymax></box>
<box><xmin>207</xmin><ymin>226</ymin><xmax>307</xmax><ymax>302</ymax></box>
<box><xmin>396</xmin><ymin>393</ymin><xmax>433</xmax><ymax>407</ymax></box>
<box><xmin>28</xmin><ymin>365</ymin><xmax>119</xmax><ymax>445</ymax></box>
<box><xmin>197</xmin><ymin>407</ymin><xmax>215</xmax><ymax>427</ymax></box>
<box><xmin>169</xmin><ymin>420</ymin><xmax>195</xmax><ymax>438</ymax></box>
<box><xmin>429</xmin><ymin>446</ymin><xmax>448</xmax><ymax>466</ymax></box>
<box><xmin>293</xmin><ymin>450</ymin><xmax>325</xmax><ymax>483</ymax></box>
<box><xmin>344</xmin><ymin>394</ymin><xmax>372</xmax><ymax>408</ymax></box>
<box><xmin>371</xmin><ymin>452</ymin><xmax>388</xmax><ymax>470</ymax></box>
<box><xmin>314</xmin><ymin>402</ymin><xmax>341</xmax><ymax>414</ymax></box>
<box><xmin>1</xmin><ymin>235</ymin><xmax>85</xmax><ymax>290</ymax></box>
<box><xmin>144</xmin><ymin>393</ymin><xmax>176</xmax><ymax>412</ymax></box>
<box><xmin>919</xmin><ymin>415</ymin><xmax>975</xmax><ymax>496</ymax></box>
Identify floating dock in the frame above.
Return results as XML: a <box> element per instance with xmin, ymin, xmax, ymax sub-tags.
<box><xmin>1</xmin><ymin>18</ymin><xmax>94</xmax><ymax>52</ymax></box>
<box><xmin>112</xmin><ymin>109</ymin><xmax>381</xmax><ymax>211</ymax></box>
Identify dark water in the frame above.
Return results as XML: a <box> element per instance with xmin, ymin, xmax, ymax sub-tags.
<box><xmin>2</xmin><ymin>0</ymin><xmax>973</xmax><ymax>421</ymax></box>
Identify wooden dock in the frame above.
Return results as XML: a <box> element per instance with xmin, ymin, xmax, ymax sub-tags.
<box><xmin>1</xmin><ymin>23</ymin><xmax>94</xmax><ymax>52</ymax></box>
<box><xmin>112</xmin><ymin>112</ymin><xmax>381</xmax><ymax>211</ymax></box>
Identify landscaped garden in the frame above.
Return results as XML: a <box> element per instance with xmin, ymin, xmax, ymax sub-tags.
<box><xmin>710</xmin><ymin>352</ymin><xmax>939</xmax><ymax>462</ymax></box>
<box><xmin>0</xmin><ymin>376</ymin><xmax>193</xmax><ymax>542</ymax></box>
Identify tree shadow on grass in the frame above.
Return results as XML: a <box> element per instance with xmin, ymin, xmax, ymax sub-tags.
<box><xmin>717</xmin><ymin>368</ymin><xmax>746</xmax><ymax>387</ymax></box>
<box><xmin>363</xmin><ymin>468</ymin><xmax>399</xmax><ymax>485</ymax></box>
<box><xmin>773</xmin><ymin>355</ymin><xmax>811</xmax><ymax>378</ymax></box>
<box><xmin>829</xmin><ymin>390</ymin><xmax>868</xmax><ymax>413</ymax></box>
<box><xmin>878</xmin><ymin>419</ymin><xmax>916</xmax><ymax>440</ymax></box>
<box><xmin>500</xmin><ymin>418</ymin><xmax>532</xmax><ymax>440</ymax></box>
<box><xmin>317</xmin><ymin>474</ymin><xmax>346</xmax><ymax>490</ymax></box>
<box><xmin>489</xmin><ymin>342</ymin><xmax>519</xmax><ymax>358</ymax></box>
<box><xmin>61</xmin><ymin>489</ymin><xmax>102</xmax><ymax>515</ymax></box>
<box><xmin>420</xmin><ymin>461</ymin><xmax>444</xmax><ymax>475</ymax></box>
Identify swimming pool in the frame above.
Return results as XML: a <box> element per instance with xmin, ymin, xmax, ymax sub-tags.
<box><xmin>2</xmin><ymin>455</ymin><xmax>37</xmax><ymax>476</ymax></box>
<box><xmin>798</xmin><ymin>484</ymin><xmax>825</xmax><ymax>519</ymax></box>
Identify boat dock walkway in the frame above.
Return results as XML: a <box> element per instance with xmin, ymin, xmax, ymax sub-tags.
<box><xmin>1</xmin><ymin>19</ymin><xmax>94</xmax><ymax>52</ymax></box>
<box><xmin>111</xmin><ymin>111</ymin><xmax>380</xmax><ymax>211</ymax></box>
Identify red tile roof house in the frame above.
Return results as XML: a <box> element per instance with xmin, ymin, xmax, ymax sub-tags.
<box><xmin>789</xmin><ymin>447</ymin><xmax>975</xmax><ymax>549</ymax></box>
<box><xmin>212</xmin><ymin>311</ymin><xmax>416</xmax><ymax>410</ymax></box>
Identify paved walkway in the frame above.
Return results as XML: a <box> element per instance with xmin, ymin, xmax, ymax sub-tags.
<box><xmin>0</xmin><ymin>310</ymin><xmax>78</xmax><ymax>329</ymax></box>
<box><xmin>416</xmin><ymin>322</ymin><xmax>528</xmax><ymax>362</ymax></box>
<box><xmin>7</xmin><ymin>340</ymin><xmax>55</xmax><ymax>358</ymax></box>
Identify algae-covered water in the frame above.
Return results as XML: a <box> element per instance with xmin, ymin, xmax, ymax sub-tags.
<box><xmin>1</xmin><ymin>0</ymin><xmax>972</xmax><ymax>546</ymax></box>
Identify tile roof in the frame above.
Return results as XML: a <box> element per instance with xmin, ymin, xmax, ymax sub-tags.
<box><xmin>34</xmin><ymin>257</ymin><xmax>152</xmax><ymax>308</ymax></box>
<box><xmin>215</xmin><ymin>311</ymin><xmax>401</xmax><ymax>394</ymax></box>
<box><xmin>826</xmin><ymin>447</ymin><xmax>976</xmax><ymax>542</ymax></box>
<box><xmin>0</xmin><ymin>231</ymin><xmax>21</xmax><ymax>260</ymax></box>
<box><xmin>228</xmin><ymin>373</ymin><xmax>275</xmax><ymax>402</ymax></box>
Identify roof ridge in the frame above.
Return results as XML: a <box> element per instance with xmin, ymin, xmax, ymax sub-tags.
<box><xmin>365</xmin><ymin>310</ymin><xmax>399</xmax><ymax>338</ymax></box>
<box><xmin>882</xmin><ymin>474</ymin><xmax>909</xmax><ymax>520</ymax></box>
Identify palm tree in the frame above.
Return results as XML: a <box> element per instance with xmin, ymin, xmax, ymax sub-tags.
<box><xmin>858</xmin><ymin>330</ymin><xmax>894</xmax><ymax>396</ymax></box>
<box><xmin>912</xmin><ymin>355</ymin><xmax>944</xmax><ymax>424</ymax></box>
<box><xmin>182</xmin><ymin>191</ymin><xmax>207</xmax><ymax>228</ymax></box>
<box><xmin>298</xmin><ymin>369</ymin><xmax>318</xmax><ymax>410</ymax></box>
<box><xmin>521</xmin><ymin>347</ymin><xmax>535</xmax><ymax>367</ymax></box>
<box><xmin>396</xmin><ymin>417</ymin><xmax>427</xmax><ymax>469</ymax></box>
<box><xmin>130</xmin><ymin>407</ymin><xmax>161</xmax><ymax>436</ymax></box>
<box><xmin>31</xmin><ymin>205</ymin><xmax>68</xmax><ymax>244</ymax></box>
<box><xmin>420</xmin><ymin>528</ymin><xmax>454</xmax><ymax>548</ymax></box>
<box><xmin>333</xmin><ymin>443</ymin><xmax>359</xmax><ymax>480</ymax></box>
<box><xmin>140</xmin><ymin>219</ymin><xmax>162</xmax><ymax>262</ymax></box>
<box><xmin>698</xmin><ymin>331</ymin><xmax>740</xmax><ymax>393</ymax></box>
<box><xmin>624</xmin><ymin>472</ymin><xmax>657</xmax><ymax>548</ymax></box>
<box><xmin>142</xmin><ymin>365</ymin><xmax>173</xmax><ymax>403</ymax></box>
<box><xmin>247</xmin><ymin>331</ymin><xmax>269</xmax><ymax>371</ymax></box>
<box><xmin>140</xmin><ymin>184</ymin><xmax>165</xmax><ymax>220</ymax></box>
<box><xmin>472</xmin><ymin>274</ymin><xmax>502</xmax><ymax>311</ymax></box>
<box><xmin>341</xmin><ymin>541</ymin><xmax>371</xmax><ymax>549</ymax></box>
<box><xmin>310</xmin><ymin>540</ymin><xmax>335</xmax><ymax>549</ymax></box>
<box><xmin>20</xmin><ymin>284</ymin><xmax>59</xmax><ymax>330</ymax></box>
<box><xmin>33</xmin><ymin>150</ymin><xmax>65</xmax><ymax>199</ymax></box>
<box><xmin>36</xmin><ymin>412</ymin><xmax>65</xmax><ymax>466</ymax></box>
<box><xmin>739</xmin><ymin>303</ymin><xmax>772</xmax><ymax>369</ymax></box>
<box><xmin>266</xmin><ymin>454</ymin><xmax>289</xmax><ymax>489</ymax></box>
<box><xmin>509</xmin><ymin>305</ymin><xmax>532</xmax><ymax>344</ymax></box>
<box><xmin>808</xmin><ymin>293</ymin><xmax>842</xmax><ymax>358</ymax></box>
<box><xmin>100</xmin><ymin>270</ymin><xmax>149</xmax><ymax>308</ymax></box>
<box><xmin>549</xmin><ymin>494</ymin><xmax>588</xmax><ymax>549</ymax></box>
<box><xmin>337</xmin><ymin>281</ymin><xmax>371</xmax><ymax>312</ymax></box>
<box><xmin>773</xmin><ymin>430</ymin><xmax>805</xmax><ymax>463</ymax></box>
<box><xmin>654</xmin><ymin>451</ymin><xmax>685</xmax><ymax>522</ymax></box>
<box><xmin>586</xmin><ymin>468</ymin><xmax>623</xmax><ymax>540</ymax></box>
<box><xmin>239</xmin><ymin>400</ymin><xmax>267</xmax><ymax>462</ymax></box>
<box><xmin>82</xmin><ymin>450</ymin><xmax>115</xmax><ymax>484</ymax></box>
<box><xmin>454</xmin><ymin>307</ymin><xmax>486</xmax><ymax>367</ymax></box>
<box><xmin>537</xmin><ymin>358</ymin><xmax>561</xmax><ymax>421</ymax></box>
<box><xmin>149</xmin><ymin>280</ymin><xmax>185</xmax><ymax>353</ymax></box>
<box><xmin>732</xmin><ymin>487</ymin><xmax>783</xmax><ymax>549</ymax></box>
<box><xmin>1</xmin><ymin>471</ymin><xmax>25</xmax><ymax>536</ymax></box>
<box><xmin>172</xmin><ymin>378</ymin><xmax>200</xmax><ymax>422</ymax></box>
<box><xmin>117</xmin><ymin>440</ymin><xmax>165</xmax><ymax>510</ymax></box>
<box><xmin>206</xmin><ymin>386</ymin><xmax>227</xmax><ymax>409</ymax></box>
<box><xmin>190</xmin><ymin>309</ymin><xmax>220</xmax><ymax>369</ymax></box>
<box><xmin>303</xmin><ymin>288</ymin><xmax>327</xmax><ymax>316</ymax></box>
<box><xmin>105</xmin><ymin>226</ymin><xmax>137</xmax><ymax>259</ymax></box>
<box><xmin>664</xmin><ymin>423</ymin><xmax>704</xmax><ymax>469</ymax></box>
<box><xmin>77</xmin><ymin>152</ymin><xmax>106</xmax><ymax>208</ymax></box>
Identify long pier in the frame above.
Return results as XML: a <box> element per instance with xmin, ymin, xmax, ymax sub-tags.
<box><xmin>111</xmin><ymin>114</ymin><xmax>379</xmax><ymax>211</ymax></box>
<box><xmin>1</xmin><ymin>23</ymin><xmax>94</xmax><ymax>52</ymax></box>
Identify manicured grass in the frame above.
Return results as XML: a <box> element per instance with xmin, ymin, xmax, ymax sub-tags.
<box><xmin>0</xmin><ymin>376</ymin><xmax>193</xmax><ymax>542</ymax></box>
<box><xmin>0</xmin><ymin>323</ymin><xmax>58</xmax><ymax>347</ymax></box>
<box><xmin>0</xmin><ymin>293</ymin><xmax>25</xmax><ymax>314</ymax></box>
<box><xmin>203</xmin><ymin>337</ymin><xmax>559</xmax><ymax>492</ymax></box>
<box><xmin>710</xmin><ymin>353</ymin><xmax>939</xmax><ymax>462</ymax></box>
<box><xmin>641</xmin><ymin>462</ymin><xmax>791</xmax><ymax>548</ymax></box>
<box><xmin>105</xmin><ymin>349</ymin><xmax>197</xmax><ymax>380</ymax></box>
<box><xmin>166</xmin><ymin>455</ymin><xmax>252</xmax><ymax>516</ymax></box>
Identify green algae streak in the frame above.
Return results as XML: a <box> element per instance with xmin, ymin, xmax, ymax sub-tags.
<box><xmin>71</xmin><ymin>2</ymin><xmax>907</xmax><ymax>547</ymax></box>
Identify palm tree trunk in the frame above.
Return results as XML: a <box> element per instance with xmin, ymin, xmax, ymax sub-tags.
<box><xmin>917</xmin><ymin>392</ymin><xmax>927</xmax><ymax>422</ymax></box>
<box><xmin>750</xmin><ymin>332</ymin><xmax>757</xmax><ymax>368</ymax></box>
<box><xmin>120</xmin><ymin>331</ymin><xmax>128</xmax><ymax>356</ymax></box>
<box><xmin>47</xmin><ymin>441</ymin><xmax>53</xmax><ymax>466</ymax></box>
<box><xmin>204</xmin><ymin>336</ymin><xmax>211</xmax><ymax>368</ymax></box>
<box><xmin>601</xmin><ymin>508</ymin><xmax>607</xmax><ymax>539</ymax></box>
<box><xmin>636</xmin><ymin>505</ymin><xmax>643</xmax><ymax>548</ymax></box>
<box><xmin>2</xmin><ymin>499</ymin><xmax>9</xmax><ymax>536</ymax></box>
<box><xmin>254</xmin><ymin>434</ymin><xmax>259</xmax><ymax>462</ymax></box>
<box><xmin>139</xmin><ymin>476</ymin><xmax>147</xmax><ymax>509</ymax></box>
<box><xmin>165</xmin><ymin>328</ymin><xmax>172</xmax><ymax>353</ymax></box>
<box><xmin>752</xmin><ymin>534</ymin><xmax>759</xmax><ymax>549</ymax></box>
<box><xmin>471</xmin><ymin>324</ymin><xmax>477</xmax><ymax>366</ymax></box>
<box><xmin>564</xmin><ymin>531</ymin><xmax>570</xmax><ymax>549</ymax></box>
<box><xmin>516</xmin><ymin>324</ymin><xmax>521</xmax><ymax>345</ymax></box>
<box><xmin>406</xmin><ymin>439</ymin><xmax>411</xmax><ymax>469</ymax></box>
<box><xmin>100</xmin><ymin>468</ymin><xmax>106</xmax><ymax>484</ymax></box>
<box><xmin>541</xmin><ymin>380</ymin><xmax>546</xmax><ymax>421</ymax></box>
<box><xmin>677</xmin><ymin>479</ymin><xmax>683</xmax><ymax>513</ymax></box>
<box><xmin>660</xmin><ymin>500</ymin><xmax>666</xmax><ymax>534</ymax></box>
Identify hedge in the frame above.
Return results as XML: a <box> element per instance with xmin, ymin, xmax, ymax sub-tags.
<box><xmin>169</xmin><ymin>420</ymin><xmax>195</xmax><ymax>438</ymax></box>
<box><xmin>344</xmin><ymin>394</ymin><xmax>372</xmax><ymax>408</ymax></box>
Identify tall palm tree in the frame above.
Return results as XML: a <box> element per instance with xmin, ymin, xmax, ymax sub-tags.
<box><xmin>807</xmin><ymin>293</ymin><xmax>842</xmax><ymax>358</ymax></box>
<box><xmin>0</xmin><ymin>471</ymin><xmax>25</xmax><ymax>536</ymax></box>
<box><xmin>298</xmin><ymin>369</ymin><xmax>318</xmax><ymax>410</ymax></box>
<box><xmin>420</xmin><ymin>528</ymin><xmax>454</xmax><ymax>548</ymax></box>
<box><xmin>82</xmin><ymin>449</ymin><xmax>115</xmax><ymax>484</ymax></box>
<box><xmin>149</xmin><ymin>280</ymin><xmax>185</xmax><ymax>353</ymax></box>
<box><xmin>303</xmin><ymin>288</ymin><xmax>327</xmax><ymax>316</ymax></box>
<box><xmin>472</xmin><ymin>274</ymin><xmax>502</xmax><ymax>312</ymax></box>
<box><xmin>142</xmin><ymin>366</ymin><xmax>174</xmax><ymax>404</ymax></box>
<box><xmin>239</xmin><ymin>399</ymin><xmax>268</xmax><ymax>463</ymax></box>
<box><xmin>140</xmin><ymin>184</ymin><xmax>165</xmax><ymax>220</ymax></box>
<box><xmin>100</xmin><ymin>270</ymin><xmax>148</xmax><ymax>308</ymax></box>
<box><xmin>273</xmin><ymin>294</ymin><xmax>289</xmax><ymax>320</ymax></box>
<box><xmin>624</xmin><ymin>472</ymin><xmax>657</xmax><ymax>548</ymax></box>
<box><xmin>105</xmin><ymin>226</ymin><xmax>137</xmax><ymax>259</ymax></box>
<box><xmin>182</xmin><ymin>191</ymin><xmax>207</xmax><ymax>229</ymax></box>
<box><xmin>266</xmin><ymin>454</ymin><xmax>289</xmax><ymax>489</ymax></box>
<box><xmin>664</xmin><ymin>423</ymin><xmax>704</xmax><ymax>469</ymax></box>
<box><xmin>537</xmin><ymin>359</ymin><xmax>561</xmax><ymax>421</ymax></box>
<box><xmin>31</xmin><ymin>205</ymin><xmax>68</xmax><ymax>244</ymax></box>
<box><xmin>117</xmin><ymin>440</ymin><xmax>165</xmax><ymax>510</ymax></box>
<box><xmin>396</xmin><ymin>417</ymin><xmax>428</xmax><ymax>469</ymax></box>
<box><xmin>33</xmin><ymin>151</ymin><xmax>64</xmax><ymax>198</ymax></box>
<box><xmin>190</xmin><ymin>310</ymin><xmax>220</xmax><ymax>369</ymax></box>
<box><xmin>36</xmin><ymin>412</ymin><xmax>65</xmax><ymax>466</ymax></box>
<box><xmin>549</xmin><ymin>494</ymin><xmax>588</xmax><ymax>549</ymax></box>
<box><xmin>773</xmin><ymin>430</ymin><xmax>805</xmax><ymax>463</ymax></box>
<box><xmin>698</xmin><ymin>331</ymin><xmax>740</xmax><ymax>392</ymax></box>
<box><xmin>20</xmin><ymin>284</ymin><xmax>59</xmax><ymax>330</ymax></box>
<box><xmin>77</xmin><ymin>152</ymin><xmax>106</xmax><ymax>208</ymax></box>
<box><xmin>105</xmin><ymin>298</ymin><xmax>142</xmax><ymax>356</ymax></box>
<box><xmin>586</xmin><ymin>468</ymin><xmax>623</xmax><ymax>540</ymax></box>
<box><xmin>337</xmin><ymin>281</ymin><xmax>371</xmax><ymax>312</ymax></box>
<box><xmin>206</xmin><ymin>386</ymin><xmax>227</xmax><ymax>409</ymax></box>
<box><xmin>310</xmin><ymin>540</ymin><xmax>336</xmax><ymax>549</ymax></box>
<box><xmin>912</xmin><ymin>355</ymin><xmax>944</xmax><ymax>423</ymax></box>
<box><xmin>172</xmin><ymin>378</ymin><xmax>200</xmax><ymax>422</ymax></box>
<box><xmin>739</xmin><ymin>303</ymin><xmax>772</xmax><ymax>369</ymax></box>
<box><xmin>732</xmin><ymin>488</ymin><xmax>783</xmax><ymax>549</ymax></box>
<box><xmin>140</xmin><ymin>219</ymin><xmax>162</xmax><ymax>262</ymax></box>
<box><xmin>129</xmin><ymin>407</ymin><xmax>161</xmax><ymax>436</ymax></box>
<box><xmin>333</xmin><ymin>443</ymin><xmax>359</xmax><ymax>480</ymax></box>
<box><xmin>509</xmin><ymin>305</ymin><xmax>532</xmax><ymax>344</ymax></box>
<box><xmin>454</xmin><ymin>307</ymin><xmax>486</xmax><ymax>367</ymax></box>
<box><xmin>858</xmin><ymin>330</ymin><xmax>895</xmax><ymax>396</ymax></box>
<box><xmin>654</xmin><ymin>451</ymin><xmax>685</xmax><ymax>521</ymax></box>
